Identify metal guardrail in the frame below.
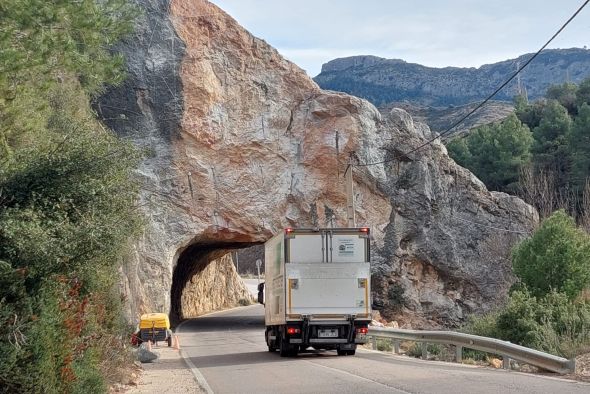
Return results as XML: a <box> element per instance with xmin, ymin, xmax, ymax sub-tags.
<box><xmin>368</xmin><ymin>326</ymin><xmax>576</xmax><ymax>374</ymax></box>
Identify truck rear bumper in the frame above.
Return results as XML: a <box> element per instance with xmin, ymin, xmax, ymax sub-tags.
<box><xmin>309</xmin><ymin>338</ymin><xmax>348</xmax><ymax>344</ymax></box>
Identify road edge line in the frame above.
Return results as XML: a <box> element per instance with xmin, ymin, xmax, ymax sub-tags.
<box><xmin>179</xmin><ymin>348</ymin><xmax>214</xmax><ymax>394</ymax></box>
<box><xmin>174</xmin><ymin>304</ymin><xmax>260</xmax><ymax>394</ymax></box>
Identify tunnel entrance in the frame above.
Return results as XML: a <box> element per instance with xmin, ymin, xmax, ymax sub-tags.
<box><xmin>170</xmin><ymin>241</ymin><xmax>264</xmax><ymax>324</ymax></box>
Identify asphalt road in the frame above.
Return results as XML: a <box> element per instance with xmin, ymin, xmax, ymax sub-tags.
<box><xmin>177</xmin><ymin>305</ymin><xmax>589</xmax><ymax>394</ymax></box>
<box><xmin>242</xmin><ymin>278</ymin><xmax>260</xmax><ymax>298</ymax></box>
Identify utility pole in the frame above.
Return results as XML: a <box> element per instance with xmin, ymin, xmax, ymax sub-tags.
<box><xmin>255</xmin><ymin>259</ymin><xmax>262</xmax><ymax>284</ymax></box>
<box><xmin>346</xmin><ymin>154</ymin><xmax>356</xmax><ymax>228</ymax></box>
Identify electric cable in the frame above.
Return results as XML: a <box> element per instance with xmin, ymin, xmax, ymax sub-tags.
<box><xmin>355</xmin><ymin>0</ymin><xmax>590</xmax><ymax>167</ymax></box>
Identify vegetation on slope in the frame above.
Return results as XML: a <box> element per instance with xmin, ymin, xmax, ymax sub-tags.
<box><xmin>0</xmin><ymin>1</ymin><xmax>140</xmax><ymax>392</ymax></box>
<box><xmin>466</xmin><ymin>211</ymin><xmax>590</xmax><ymax>358</ymax></box>
<box><xmin>447</xmin><ymin>79</ymin><xmax>590</xmax><ymax>224</ymax></box>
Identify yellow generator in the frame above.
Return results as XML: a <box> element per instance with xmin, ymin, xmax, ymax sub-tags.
<box><xmin>139</xmin><ymin>313</ymin><xmax>173</xmax><ymax>346</ymax></box>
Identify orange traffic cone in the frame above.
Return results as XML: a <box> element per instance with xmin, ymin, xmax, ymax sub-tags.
<box><xmin>173</xmin><ymin>335</ymin><xmax>180</xmax><ymax>350</ymax></box>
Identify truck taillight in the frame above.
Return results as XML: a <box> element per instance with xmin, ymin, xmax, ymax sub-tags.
<box><xmin>359</xmin><ymin>227</ymin><xmax>369</xmax><ymax>233</ymax></box>
<box><xmin>356</xmin><ymin>327</ymin><xmax>368</xmax><ymax>334</ymax></box>
<box><xmin>285</xmin><ymin>228</ymin><xmax>293</xmax><ymax>234</ymax></box>
<box><xmin>286</xmin><ymin>327</ymin><xmax>301</xmax><ymax>335</ymax></box>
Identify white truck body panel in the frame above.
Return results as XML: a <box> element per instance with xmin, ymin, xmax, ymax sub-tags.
<box><xmin>264</xmin><ymin>229</ymin><xmax>371</xmax><ymax>326</ymax></box>
<box><xmin>286</xmin><ymin>263</ymin><xmax>370</xmax><ymax>316</ymax></box>
<box><xmin>265</xmin><ymin>232</ymin><xmax>285</xmax><ymax>326</ymax></box>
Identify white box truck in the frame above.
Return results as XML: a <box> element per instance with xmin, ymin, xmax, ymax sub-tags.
<box><xmin>260</xmin><ymin>227</ymin><xmax>372</xmax><ymax>357</ymax></box>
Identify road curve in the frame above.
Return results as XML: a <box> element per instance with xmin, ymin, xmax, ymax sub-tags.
<box><xmin>177</xmin><ymin>305</ymin><xmax>588</xmax><ymax>394</ymax></box>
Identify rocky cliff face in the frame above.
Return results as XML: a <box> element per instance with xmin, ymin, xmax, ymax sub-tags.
<box><xmin>315</xmin><ymin>50</ymin><xmax>590</xmax><ymax>107</ymax></box>
<box><xmin>181</xmin><ymin>254</ymin><xmax>252</xmax><ymax>317</ymax></box>
<box><xmin>98</xmin><ymin>0</ymin><xmax>538</xmax><ymax>327</ymax></box>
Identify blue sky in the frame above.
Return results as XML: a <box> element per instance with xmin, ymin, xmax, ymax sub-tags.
<box><xmin>212</xmin><ymin>0</ymin><xmax>590</xmax><ymax>77</ymax></box>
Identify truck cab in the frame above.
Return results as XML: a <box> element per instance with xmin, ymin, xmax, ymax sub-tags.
<box><xmin>263</xmin><ymin>228</ymin><xmax>371</xmax><ymax>357</ymax></box>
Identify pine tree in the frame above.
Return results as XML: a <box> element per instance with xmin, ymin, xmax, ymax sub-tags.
<box><xmin>447</xmin><ymin>114</ymin><xmax>532</xmax><ymax>192</ymax></box>
<box><xmin>531</xmin><ymin>100</ymin><xmax>572</xmax><ymax>186</ymax></box>
<box><xmin>569</xmin><ymin>103</ymin><xmax>590</xmax><ymax>191</ymax></box>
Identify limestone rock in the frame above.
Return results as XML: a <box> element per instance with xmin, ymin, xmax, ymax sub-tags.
<box><xmin>490</xmin><ymin>358</ymin><xmax>503</xmax><ymax>369</ymax></box>
<box><xmin>97</xmin><ymin>0</ymin><xmax>538</xmax><ymax>326</ymax></box>
<box><xmin>137</xmin><ymin>344</ymin><xmax>159</xmax><ymax>363</ymax></box>
<box><xmin>181</xmin><ymin>253</ymin><xmax>252</xmax><ymax>317</ymax></box>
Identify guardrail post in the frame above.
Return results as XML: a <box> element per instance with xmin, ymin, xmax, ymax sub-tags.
<box><xmin>503</xmin><ymin>356</ymin><xmax>511</xmax><ymax>370</ymax></box>
<box><xmin>567</xmin><ymin>358</ymin><xmax>576</xmax><ymax>373</ymax></box>
<box><xmin>421</xmin><ymin>343</ymin><xmax>428</xmax><ymax>359</ymax></box>
<box><xmin>455</xmin><ymin>346</ymin><xmax>462</xmax><ymax>363</ymax></box>
<box><xmin>371</xmin><ymin>336</ymin><xmax>377</xmax><ymax>350</ymax></box>
<box><xmin>393</xmin><ymin>340</ymin><xmax>400</xmax><ymax>354</ymax></box>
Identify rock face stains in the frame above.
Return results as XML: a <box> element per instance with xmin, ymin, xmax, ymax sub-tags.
<box><xmin>100</xmin><ymin>0</ymin><xmax>537</xmax><ymax>326</ymax></box>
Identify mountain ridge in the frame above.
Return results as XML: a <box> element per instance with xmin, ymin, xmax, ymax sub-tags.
<box><xmin>314</xmin><ymin>48</ymin><xmax>590</xmax><ymax>107</ymax></box>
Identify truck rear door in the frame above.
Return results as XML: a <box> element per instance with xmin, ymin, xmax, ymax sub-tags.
<box><xmin>285</xmin><ymin>229</ymin><xmax>371</xmax><ymax>318</ymax></box>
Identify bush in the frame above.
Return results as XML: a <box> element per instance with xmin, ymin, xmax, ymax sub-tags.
<box><xmin>512</xmin><ymin>210</ymin><xmax>590</xmax><ymax>299</ymax></box>
<box><xmin>375</xmin><ymin>338</ymin><xmax>393</xmax><ymax>352</ymax></box>
<box><xmin>466</xmin><ymin>289</ymin><xmax>590</xmax><ymax>357</ymax></box>
<box><xmin>0</xmin><ymin>6</ymin><xmax>140</xmax><ymax>387</ymax></box>
<box><xmin>238</xmin><ymin>298</ymin><xmax>251</xmax><ymax>306</ymax></box>
<box><xmin>387</xmin><ymin>283</ymin><xmax>405</xmax><ymax>310</ymax></box>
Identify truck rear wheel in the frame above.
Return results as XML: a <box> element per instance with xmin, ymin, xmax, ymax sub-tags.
<box><xmin>279</xmin><ymin>334</ymin><xmax>289</xmax><ymax>357</ymax></box>
<box><xmin>337</xmin><ymin>344</ymin><xmax>356</xmax><ymax>356</ymax></box>
<box><xmin>278</xmin><ymin>333</ymin><xmax>298</xmax><ymax>357</ymax></box>
<box><xmin>266</xmin><ymin>329</ymin><xmax>276</xmax><ymax>352</ymax></box>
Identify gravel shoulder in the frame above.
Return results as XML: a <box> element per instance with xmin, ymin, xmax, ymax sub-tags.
<box><xmin>124</xmin><ymin>345</ymin><xmax>202</xmax><ymax>393</ymax></box>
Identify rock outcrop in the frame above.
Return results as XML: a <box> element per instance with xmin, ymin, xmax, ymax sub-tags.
<box><xmin>379</xmin><ymin>101</ymin><xmax>515</xmax><ymax>136</ymax></box>
<box><xmin>314</xmin><ymin>50</ymin><xmax>590</xmax><ymax>107</ymax></box>
<box><xmin>97</xmin><ymin>0</ymin><xmax>538</xmax><ymax>327</ymax></box>
<box><xmin>181</xmin><ymin>254</ymin><xmax>252</xmax><ymax>317</ymax></box>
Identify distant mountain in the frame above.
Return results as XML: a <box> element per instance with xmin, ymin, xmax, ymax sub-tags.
<box><xmin>314</xmin><ymin>48</ymin><xmax>590</xmax><ymax>108</ymax></box>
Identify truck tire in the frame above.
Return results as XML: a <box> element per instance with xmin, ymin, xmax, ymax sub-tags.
<box><xmin>347</xmin><ymin>349</ymin><xmax>356</xmax><ymax>356</ymax></box>
<box><xmin>337</xmin><ymin>349</ymin><xmax>347</xmax><ymax>356</ymax></box>
<box><xmin>278</xmin><ymin>333</ymin><xmax>298</xmax><ymax>357</ymax></box>
<box><xmin>279</xmin><ymin>334</ymin><xmax>289</xmax><ymax>357</ymax></box>
<box><xmin>266</xmin><ymin>329</ymin><xmax>276</xmax><ymax>352</ymax></box>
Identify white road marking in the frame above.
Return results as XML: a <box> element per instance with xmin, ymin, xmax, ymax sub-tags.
<box><xmin>179</xmin><ymin>348</ymin><xmax>214</xmax><ymax>394</ymax></box>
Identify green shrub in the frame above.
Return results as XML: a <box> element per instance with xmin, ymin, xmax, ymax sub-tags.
<box><xmin>406</xmin><ymin>342</ymin><xmax>423</xmax><ymax>358</ymax></box>
<box><xmin>387</xmin><ymin>283</ymin><xmax>405</xmax><ymax>310</ymax></box>
<box><xmin>238</xmin><ymin>298</ymin><xmax>251</xmax><ymax>306</ymax></box>
<box><xmin>0</xmin><ymin>0</ymin><xmax>140</xmax><ymax>387</ymax></box>
<box><xmin>512</xmin><ymin>210</ymin><xmax>590</xmax><ymax>299</ymax></box>
<box><xmin>375</xmin><ymin>338</ymin><xmax>393</xmax><ymax>352</ymax></box>
<box><xmin>406</xmin><ymin>342</ymin><xmax>444</xmax><ymax>358</ymax></box>
<box><xmin>466</xmin><ymin>289</ymin><xmax>590</xmax><ymax>357</ymax></box>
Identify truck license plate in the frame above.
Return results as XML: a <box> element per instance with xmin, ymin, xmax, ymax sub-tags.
<box><xmin>318</xmin><ymin>329</ymin><xmax>338</xmax><ymax>338</ymax></box>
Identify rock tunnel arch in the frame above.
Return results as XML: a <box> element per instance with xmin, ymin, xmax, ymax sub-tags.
<box><xmin>170</xmin><ymin>238</ymin><xmax>264</xmax><ymax>324</ymax></box>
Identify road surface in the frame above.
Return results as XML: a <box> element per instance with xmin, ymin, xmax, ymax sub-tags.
<box><xmin>242</xmin><ymin>278</ymin><xmax>260</xmax><ymax>298</ymax></box>
<box><xmin>177</xmin><ymin>305</ymin><xmax>589</xmax><ymax>394</ymax></box>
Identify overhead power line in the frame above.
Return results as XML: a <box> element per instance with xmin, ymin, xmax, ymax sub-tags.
<box><xmin>356</xmin><ymin>0</ymin><xmax>590</xmax><ymax>168</ymax></box>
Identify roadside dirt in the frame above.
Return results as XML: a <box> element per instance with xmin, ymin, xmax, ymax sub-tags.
<box><xmin>115</xmin><ymin>345</ymin><xmax>202</xmax><ymax>393</ymax></box>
